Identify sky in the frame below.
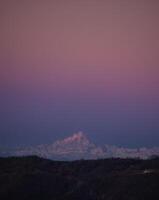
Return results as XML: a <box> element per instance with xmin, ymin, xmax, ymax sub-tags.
<box><xmin>0</xmin><ymin>0</ymin><xmax>159</xmax><ymax>148</ymax></box>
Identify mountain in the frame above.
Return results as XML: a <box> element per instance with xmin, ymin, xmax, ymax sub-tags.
<box><xmin>1</xmin><ymin>156</ymin><xmax>159</xmax><ymax>200</ymax></box>
<box><xmin>9</xmin><ymin>132</ymin><xmax>105</xmax><ymax>160</ymax></box>
<box><xmin>1</xmin><ymin>131</ymin><xmax>159</xmax><ymax>160</ymax></box>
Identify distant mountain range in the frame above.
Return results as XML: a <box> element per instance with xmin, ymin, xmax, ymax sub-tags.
<box><xmin>1</xmin><ymin>132</ymin><xmax>159</xmax><ymax>160</ymax></box>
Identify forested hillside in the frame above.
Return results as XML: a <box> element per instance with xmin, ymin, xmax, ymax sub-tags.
<box><xmin>0</xmin><ymin>156</ymin><xmax>159</xmax><ymax>200</ymax></box>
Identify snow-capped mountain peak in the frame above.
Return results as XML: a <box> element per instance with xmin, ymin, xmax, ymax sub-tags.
<box><xmin>1</xmin><ymin>132</ymin><xmax>159</xmax><ymax>160</ymax></box>
<box><xmin>56</xmin><ymin>131</ymin><xmax>90</xmax><ymax>146</ymax></box>
<box><xmin>52</xmin><ymin>132</ymin><xmax>96</xmax><ymax>155</ymax></box>
<box><xmin>5</xmin><ymin>132</ymin><xmax>103</xmax><ymax>160</ymax></box>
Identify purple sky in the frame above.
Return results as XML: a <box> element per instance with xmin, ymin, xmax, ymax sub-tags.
<box><xmin>0</xmin><ymin>0</ymin><xmax>159</xmax><ymax>147</ymax></box>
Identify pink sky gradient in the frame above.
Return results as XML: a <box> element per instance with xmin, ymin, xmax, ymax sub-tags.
<box><xmin>0</xmin><ymin>0</ymin><xmax>159</xmax><ymax>147</ymax></box>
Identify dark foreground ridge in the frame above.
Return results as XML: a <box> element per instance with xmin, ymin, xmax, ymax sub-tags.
<box><xmin>0</xmin><ymin>156</ymin><xmax>159</xmax><ymax>200</ymax></box>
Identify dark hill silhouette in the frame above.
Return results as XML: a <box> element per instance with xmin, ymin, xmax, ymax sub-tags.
<box><xmin>0</xmin><ymin>156</ymin><xmax>159</xmax><ymax>200</ymax></box>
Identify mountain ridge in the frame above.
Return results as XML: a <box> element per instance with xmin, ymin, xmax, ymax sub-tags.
<box><xmin>1</xmin><ymin>131</ymin><xmax>159</xmax><ymax>160</ymax></box>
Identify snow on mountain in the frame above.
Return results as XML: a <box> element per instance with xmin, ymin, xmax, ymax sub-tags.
<box><xmin>1</xmin><ymin>132</ymin><xmax>159</xmax><ymax>160</ymax></box>
<box><xmin>8</xmin><ymin>132</ymin><xmax>105</xmax><ymax>160</ymax></box>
